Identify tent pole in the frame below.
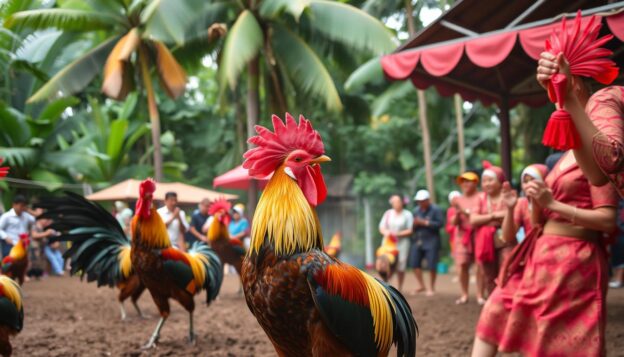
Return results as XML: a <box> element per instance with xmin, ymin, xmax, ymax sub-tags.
<box><xmin>499</xmin><ymin>97</ymin><xmax>512</xmax><ymax>179</ymax></box>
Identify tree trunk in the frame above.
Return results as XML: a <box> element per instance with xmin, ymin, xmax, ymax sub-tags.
<box><xmin>454</xmin><ymin>94</ymin><xmax>466</xmax><ymax>173</ymax></box>
<box><xmin>138</xmin><ymin>46</ymin><xmax>163</xmax><ymax>182</ymax></box>
<box><xmin>246</xmin><ymin>56</ymin><xmax>260</xmax><ymax>219</ymax></box>
<box><xmin>405</xmin><ymin>0</ymin><xmax>435</xmax><ymax>202</ymax></box>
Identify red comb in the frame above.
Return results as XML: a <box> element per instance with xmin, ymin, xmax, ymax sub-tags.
<box><xmin>139</xmin><ymin>178</ymin><xmax>156</xmax><ymax>196</ymax></box>
<box><xmin>208</xmin><ymin>197</ymin><xmax>232</xmax><ymax>216</ymax></box>
<box><xmin>542</xmin><ymin>11</ymin><xmax>618</xmax><ymax>151</ymax></box>
<box><xmin>243</xmin><ymin>113</ymin><xmax>324</xmax><ymax>178</ymax></box>
<box><xmin>19</xmin><ymin>233</ymin><xmax>28</xmax><ymax>240</ymax></box>
<box><xmin>0</xmin><ymin>158</ymin><xmax>9</xmax><ymax>178</ymax></box>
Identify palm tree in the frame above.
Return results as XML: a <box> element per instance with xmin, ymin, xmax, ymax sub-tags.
<box><xmin>4</xmin><ymin>0</ymin><xmax>216</xmax><ymax>181</ymax></box>
<box><xmin>213</xmin><ymin>0</ymin><xmax>395</xmax><ymax>213</ymax></box>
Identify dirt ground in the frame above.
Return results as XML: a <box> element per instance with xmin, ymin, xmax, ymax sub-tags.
<box><xmin>9</xmin><ymin>270</ymin><xmax>624</xmax><ymax>357</ymax></box>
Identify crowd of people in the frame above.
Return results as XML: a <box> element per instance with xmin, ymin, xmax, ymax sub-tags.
<box><xmin>0</xmin><ymin>191</ymin><xmax>251</xmax><ymax>279</ymax></box>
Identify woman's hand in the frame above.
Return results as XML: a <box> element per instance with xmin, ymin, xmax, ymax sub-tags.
<box><xmin>501</xmin><ymin>181</ymin><xmax>518</xmax><ymax>209</ymax></box>
<box><xmin>525</xmin><ymin>180</ymin><xmax>554</xmax><ymax>209</ymax></box>
<box><xmin>536</xmin><ymin>52</ymin><xmax>571</xmax><ymax>91</ymax></box>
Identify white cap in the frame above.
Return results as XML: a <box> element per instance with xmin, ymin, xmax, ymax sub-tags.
<box><xmin>414</xmin><ymin>190</ymin><xmax>430</xmax><ymax>201</ymax></box>
<box><xmin>448</xmin><ymin>190</ymin><xmax>461</xmax><ymax>203</ymax></box>
<box><xmin>233</xmin><ymin>203</ymin><xmax>245</xmax><ymax>215</ymax></box>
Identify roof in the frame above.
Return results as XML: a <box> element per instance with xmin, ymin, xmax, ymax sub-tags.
<box><xmin>382</xmin><ymin>0</ymin><xmax>624</xmax><ymax>107</ymax></box>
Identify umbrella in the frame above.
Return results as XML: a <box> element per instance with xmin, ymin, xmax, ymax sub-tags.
<box><xmin>212</xmin><ymin>165</ymin><xmax>271</xmax><ymax>190</ymax></box>
<box><xmin>87</xmin><ymin>179</ymin><xmax>237</xmax><ymax>204</ymax></box>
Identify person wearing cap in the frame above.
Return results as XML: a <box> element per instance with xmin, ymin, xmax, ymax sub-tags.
<box><xmin>378</xmin><ymin>194</ymin><xmax>413</xmax><ymax>292</ymax></box>
<box><xmin>500</xmin><ymin>164</ymin><xmax>549</xmax><ymax>245</ymax></box>
<box><xmin>409</xmin><ymin>189</ymin><xmax>443</xmax><ymax>296</ymax></box>
<box><xmin>470</xmin><ymin>162</ymin><xmax>508</xmax><ymax>304</ymax></box>
<box><xmin>228</xmin><ymin>203</ymin><xmax>250</xmax><ymax>249</ymax></box>
<box><xmin>451</xmin><ymin>171</ymin><xmax>481</xmax><ymax>305</ymax></box>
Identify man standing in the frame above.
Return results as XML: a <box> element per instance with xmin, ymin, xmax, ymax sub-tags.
<box><xmin>186</xmin><ymin>198</ymin><xmax>211</xmax><ymax>245</ymax></box>
<box><xmin>378</xmin><ymin>195</ymin><xmax>413</xmax><ymax>292</ymax></box>
<box><xmin>157</xmin><ymin>192</ymin><xmax>189</xmax><ymax>251</ymax></box>
<box><xmin>0</xmin><ymin>195</ymin><xmax>35</xmax><ymax>258</ymax></box>
<box><xmin>410</xmin><ymin>190</ymin><xmax>443</xmax><ymax>296</ymax></box>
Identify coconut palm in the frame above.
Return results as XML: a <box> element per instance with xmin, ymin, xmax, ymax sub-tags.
<box><xmin>210</xmin><ymin>0</ymin><xmax>395</xmax><ymax>213</ymax></box>
<box><xmin>4</xmin><ymin>0</ymin><xmax>219</xmax><ymax>181</ymax></box>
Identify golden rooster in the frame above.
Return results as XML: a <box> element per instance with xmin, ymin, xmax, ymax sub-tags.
<box><xmin>0</xmin><ymin>276</ymin><xmax>23</xmax><ymax>357</ymax></box>
<box><xmin>1</xmin><ymin>234</ymin><xmax>30</xmax><ymax>286</ymax></box>
<box><xmin>324</xmin><ymin>232</ymin><xmax>342</xmax><ymax>258</ymax></box>
<box><xmin>241</xmin><ymin>114</ymin><xmax>417</xmax><ymax>356</ymax></box>
<box><xmin>131</xmin><ymin>179</ymin><xmax>223</xmax><ymax>348</ymax></box>
<box><xmin>37</xmin><ymin>193</ymin><xmax>146</xmax><ymax>320</ymax></box>
<box><xmin>206</xmin><ymin>198</ymin><xmax>246</xmax><ymax>275</ymax></box>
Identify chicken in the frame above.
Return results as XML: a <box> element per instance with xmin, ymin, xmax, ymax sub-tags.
<box><xmin>206</xmin><ymin>198</ymin><xmax>245</xmax><ymax>275</ymax></box>
<box><xmin>0</xmin><ymin>276</ymin><xmax>23</xmax><ymax>357</ymax></box>
<box><xmin>323</xmin><ymin>232</ymin><xmax>342</xmax><ymax>258</ymax></box>
<box><xmin>376</xmin><ymin>235</ymin><xmax>399</xmax><ymax>282</ymax></box>
<box><xmin>241</xmin><ymin>114</ymin><xmax>417</xmax><ymax>356</ymax></box>
<box><xmin>36</xmin><ymin>193</ymin><xmax>146</xmax><ymax>320</ymax></box>
<box><xmin>131</xmin><ymin>179</ymin><xmax>223</xmax><ymax>348</ymax></box>
<box><xmin>1</xmin><ymin>234</ymin><xmax>30</xmax><ymax>286</ymax></box>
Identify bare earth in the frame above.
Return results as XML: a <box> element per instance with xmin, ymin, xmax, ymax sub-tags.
<box><xmin>10</xmin><ymin>271</ymin><xmax>624</xmax><ymax>356</ymax></box>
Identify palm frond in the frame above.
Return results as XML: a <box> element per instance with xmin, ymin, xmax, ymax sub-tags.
<box><xmin>28</xmin><ymin>36</ymin><xmax>119</xmax><ymax>103</ymax></box>
<box><xmin>271</xmin><ymin>24</ymin><xmax>342</xmax><ymax>111</ymax></box>
<box><xmin>5</xmin><ymin>9</ymin><xmax>124</xmax><ymax>32</ymax></box>
<box><xmin>306</xmin><ymin>0</ymin><xmax>396</xmax><ymax>55</ymax></box>
<box><xmin>259</xmin><ymin>0</ymin><xmax>310</xmax><ymax>21</ymax></box>
<box><xmin>218</xmin><ymin>10</ymin><xmax>263</xmax><ymax>90</ymax></box>
<box><xmin>141</xmin><ymin>0</ymin><xmax>206</xmax><ymax>45</ymax></box>
<box><xmin>154</xmin><ymin>41</ymin><xmax>186</xmax><ymax>99</ymax></box>
<box><xmin>344</xmin><ymin>56</ymin><xmax>384</xmax><ymax>92</ymax></box>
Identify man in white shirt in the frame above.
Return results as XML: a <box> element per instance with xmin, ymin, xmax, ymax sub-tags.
<box><xmin>157</xmin><ymin>192</ymin><xmax>189</xmax><ymax>251</ymax></box>
<box><xmin>0</xmin><ymin>195</ymin><xmax>35</xmax><ymax>258</ymax></box>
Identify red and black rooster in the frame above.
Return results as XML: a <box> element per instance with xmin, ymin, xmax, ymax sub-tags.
<box><xmin>1</xmin><ymin>234</ymin><xmax>30</xmax><ymax>286</ymax></box>
<box><xmin>0</xmin><ymin>276</ymin><xmax>23</xmax><ymax>357</ymax></box>
<box><xmin>206</xmin><ymin>198</ymin><xmax>245</xmax><ymax>275</ymax></box>
<box><xmin>37</xmin><ymin>192</ymin><xmax>146</xmax><ymax>320</ymax></box>
<box><xmin>241</xmin><ymin>114</ymin><xmax>417</xmax><ymax>356</ymax></box>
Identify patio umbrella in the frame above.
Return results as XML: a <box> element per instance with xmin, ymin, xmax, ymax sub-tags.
<box><xmin>212</xmin><ymin>165</ymin><xmax>271</xmax><ymax>190</ymax></box>
<box><xmin>87</xmin><ymin>179</ymin><xmax>237</xmax><ymax>204</ymax></box>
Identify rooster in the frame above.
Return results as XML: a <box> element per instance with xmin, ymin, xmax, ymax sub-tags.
<box><xmin>241</xmin><ymin>114</ymin><xmax>417</xmax><ymax>356</ymax></box>
<box><xmin>0</xmin><ymin>276</ymin><xmax>23</xmax><ymax>357</ymax></box>
<box><xmin>37</xmin><ymin>193</ymin><xmax>146</xmax><ymax>320</ymax></box>
<box><xmin>1</xmin><ymin>234</ymin><xmax>30</xmax><ymax>286</ymax></box>
<box><xmin>323</xmin><ymin>232</ymin><xmax>342</xmax><ymax>258</ymax></box>
<box><xmin>376</xmin><ymin>235</ymin><xmax>399</xmax><ymax>282</ymax></box>
<box><xmin>206</xmin><ymin>198</ymin><xmax>245</xmax><ymax>275</ymax></box>
<box><xmin>131</xmin><ymin>179</ymin><xmax>223</xmax><ymax>348</ymax></box>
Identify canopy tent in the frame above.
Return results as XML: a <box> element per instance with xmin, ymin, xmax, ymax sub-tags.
<box><xmin>381</xmin><ymin>0</ymin><xmax>624</xmax><ymax>177</ymax></box>
<box><xmin>87</xmin><ymin>179</ymin><xmax>237</xmax><ymax>204</ymax></box>
<box><xmin>212</xmin><ymin>165</ymin><xmax>271</xmax><ymax>190</ymax></box>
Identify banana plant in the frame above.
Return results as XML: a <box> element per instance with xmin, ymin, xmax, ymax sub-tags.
<box><xmin>4</xmin><ymin>0</ymin><xmax>220</xmax><ymax>181</ymax></box>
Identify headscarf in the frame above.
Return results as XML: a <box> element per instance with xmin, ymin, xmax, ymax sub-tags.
<box><xmin>521</xmin><ymin>164</ymin><xmax>549</xmax><ymax>182</ymax></box>
<box><xmin>481</xmin><ymin>160</ymin><xmax>505</xmax><ymax>183</ymax></box>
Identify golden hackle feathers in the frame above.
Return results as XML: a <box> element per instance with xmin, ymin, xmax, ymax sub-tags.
<box><xmin>0</xmin><ymin>276</ymin><xmax>22</xmax><ymax>310</ymax></box>
<box><xmin>249</xmin><ymin>168</ymin><xmax>323</xmax><ymax>256</ymax></box>
<box><xmin>155</xmin><ymin>41</ymin><xmax>187</xmax><ymax>99</ymax></box>
<box><xmin>361</xmin><ymin>273</ymin><xmax>395</xmax><ymax>351</ymax></box>
<box><xmin>132</xmin><ymin>207</ymin><xmax>171</xmax><ymax>249</ymax></box>
<box><xmin>9</xmin><ymin>241</ymin><xmax>26</xmax><ymax>260</ymax></box>
<box><xmin>187</xmin><ymin>251</ymin><xmax>209</xmax><ymax>289</ymax></box>
<box><xmin>118</xmin><ymin>246</ymin><xmax>132</xmax><ymax>279</ymax></box>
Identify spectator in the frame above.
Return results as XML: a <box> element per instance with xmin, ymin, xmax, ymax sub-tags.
<box><xmin>229</xmin><ymin>204</ymin><xmax>250</xmax><ymax>249</ymax></box>
<box><xmin>0</xmin><ymin>195</ymin><xmax>35</xmax><ymax>259</ymax></box>
<box><xmin>378</xmin><ymin>194</ymin><xmax>413</xmax><ymax>292</ymax></box>
<box><xmin>409</xmin><ymin>190</ymin><xmax>443</xmax><ymax>296</ymax></box>
<box><xmin>186</xmin><ymin>198</ymin><xmax>211</xmax><ymax>245</ymax></box>
<box><xmin>157</xmin><ymin>192</ymin><xmax>189</xmax><ymax>251</ymax></box>
<box><xmin>115</xmin><ymin>201</ymin><xmax>133</xmax><ymax>237</ymax></box>
<box><xmin>446</xmin><ymin>191</ymin><xmax>461</xmax><ymax>254</ymax></box>
<box><xmin>32</xmin><ymin>218</ymin><xmax>63</xmax><ymax>276</ymax></box>
<box><xmin>610</xmin><ymin>199</ymin><xmax>624</xmax><ymax>288</ymax></box>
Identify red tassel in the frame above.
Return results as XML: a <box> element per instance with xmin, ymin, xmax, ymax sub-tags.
<box><xmin>542</xmin><ymin>109</ymin><xmax>581</xmax><ymax>150</ymax></box>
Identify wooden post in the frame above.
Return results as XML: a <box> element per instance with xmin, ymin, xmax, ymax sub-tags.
<box><xmin>499</xmin><ymin>97</ymin><xmax>512</xmax><ymax>179</ymax></box>
<box><xmin>246</xmin><ymin>56</ymin><xmax>260</xmax><ymax>219</ymax></box>
<box><xmin>454</xmin><ymin>94</ymin><xmax>466</xmax><ymax>173</ymax></box>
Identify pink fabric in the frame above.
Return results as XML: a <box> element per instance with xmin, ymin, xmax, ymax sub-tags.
<box><xmin>420</xmin><ymin>42</ymin><xmax>464</xmax><ymax>77</ymax></box>
<box><xmin>478</xmin><ymin>154</ymin><xmax>617</xmax><ymax>357</ymax></box>
<box><xmin>475</xmin><ymin>225</ymin><xmax>496</xmax><ymax>263</ymax></box>
<box><xmin>380</xmin><ymin>51</ymin><xmax>420</xmax><ymax>80</ymax></box>
<box><xmin>519</xmin><ymin>15</ymin><xmax>598</xmax><ymax>60</ymax></box>
<box><xmin>513</xmin><ymin>197</ymin><xmax>532</xmax><ymax>233</ymax></box>
<box><xmin>213</xmin><ymin>165</ymin><xmax>271</xmax><ymax>190</ymax></box>
<box><xmin>465</xmin><ymin>32</ymin><xmax>517</xmax><ymax>68</ymax></box>
<box><xmin>607</xmin><ymin>12</ymin><xmax>624</xmax><ymax>42</ymax></box>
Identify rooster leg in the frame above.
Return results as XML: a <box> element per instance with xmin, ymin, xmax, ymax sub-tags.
<box><xmin>119</xmin><ymin>302</ymin><xmax>128</xmax><ymax>321</ymax></box>
<box><xmin>132</xmin><ymin>301</ymin><xmax>145</xmax><ymax>319</ymax></box>
<box><xmin>142</xmin><ymin>316</ymin><xmax>167</xmax><ymax>349</ymax></box>
<box><xmin>188</xmin><ymin>312</ymin><xmax>196</xmax><ymax>345</ymax></box>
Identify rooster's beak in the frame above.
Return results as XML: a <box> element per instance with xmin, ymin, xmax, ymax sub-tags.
<box><xmin>311</xmin><ymin>155</ymin><xmax>331</xmax><ymax>164</ymax></box>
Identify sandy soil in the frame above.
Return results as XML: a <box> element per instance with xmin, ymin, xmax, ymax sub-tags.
<box><xmin>9</xmin><ymin>271</ymin><xmax>624</xmax><ymax>356</ymax></box>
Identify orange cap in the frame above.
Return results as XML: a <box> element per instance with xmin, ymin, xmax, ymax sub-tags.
<box><xmin>456</xmin><ymin>172</ymin><xmax>479</xmax><ymax>185</ymax></box>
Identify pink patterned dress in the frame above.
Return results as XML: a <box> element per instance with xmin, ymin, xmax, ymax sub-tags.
<box><xmin>453</xmin><ymin>193</ymin><xmax>481</xmax><ymax>265</ymax></box>
<box><xmin>476</xmin><ymin>152</ymin><xmax>617</xmax><ymax>356</ymax></box>
<box><xmin>589</xmin><ymin>86</ymin><xmax>624</xmax><ymax>197</ymax></box>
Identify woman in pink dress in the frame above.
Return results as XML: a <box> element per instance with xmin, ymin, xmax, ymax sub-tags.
<box><xmin>501</xmin><ymin>164</ymin><xmax>549</xmax><ymax>243</ymax></box>
<box><xmin>470</xmin><ymin>163</ymin><xmax>508</xmax><ymax>303</ymax></box>
<box><xmin>446</xmin><ymin>190</ymin><xmax>461</xmax><ymax>254</ymax></box>
<box><xmin>452</xmin><ymin>172</ymin><xmax>481</xmax><ymax>304</ymax></box>
<box><xmin>472</xmin><ymin>151</ymin><xmax>617</xmax><ymax>357</ymax></box>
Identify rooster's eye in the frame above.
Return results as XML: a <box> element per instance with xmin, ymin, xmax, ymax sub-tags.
<box><xmin>294</xmin><ymin>157</ymin><xmax>302</xmax><ymax>162</ymax></box>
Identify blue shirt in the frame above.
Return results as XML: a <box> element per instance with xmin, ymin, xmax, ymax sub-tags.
<box><xmin>412</xmin><ymin>204</ymin><xmax>443</xmax><ymax>249</ymax></box>
<box><xmin>228</xmin><ymin>218</ymin><xmax>249</xmax><ymax>238</ymax></box>
<box><xmin>185</xmin><ymin>209</ymin><xmax>209</xmax><ymax>245</ymax></box>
